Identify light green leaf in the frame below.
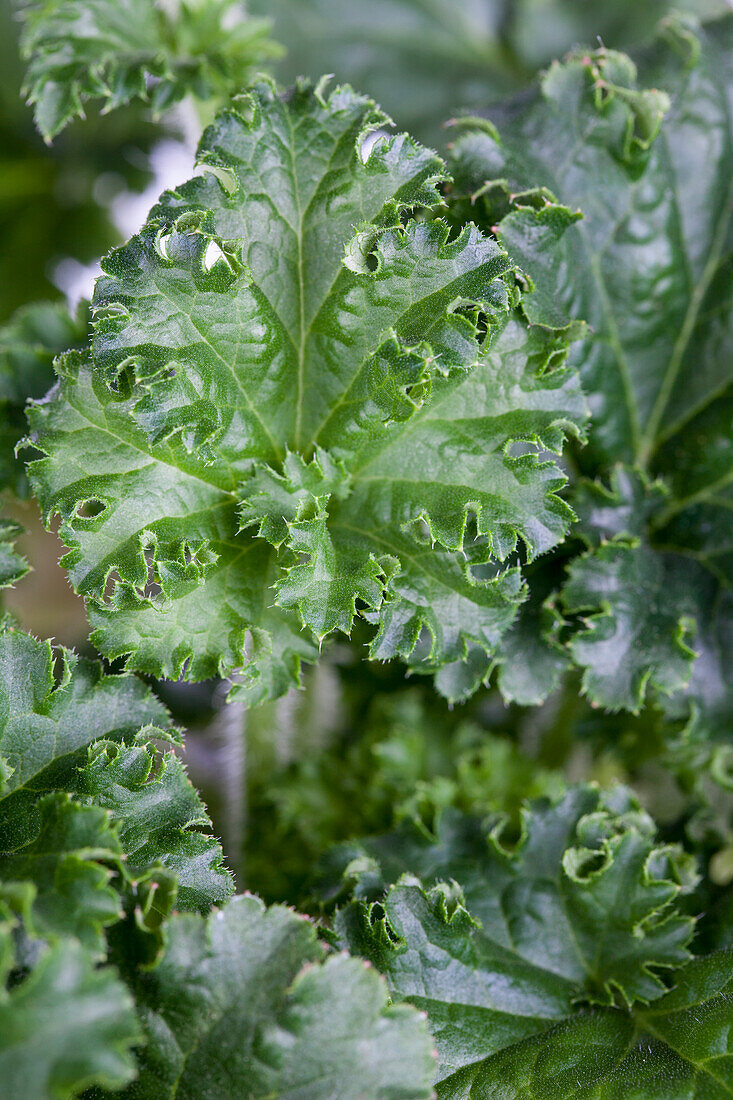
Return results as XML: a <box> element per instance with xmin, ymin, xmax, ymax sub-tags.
<box><xmin>19</xmin><ymin>0</ymin><xmax>282</xmax><ymax>141</ymax></box>
<box><xmin>30</xmin><ymin>78</ymin><xmax>587</xmax><ymax>703</ymax></box>
<box><xmin>115</xmin><ymin>893</ymin><xmax>435</xmax><ymax>1099</ymax></box>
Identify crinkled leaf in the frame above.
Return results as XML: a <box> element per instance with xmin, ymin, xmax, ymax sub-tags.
<box><xmin>563</xmin><ymin>541</ymin><xmax>698</xmax><ymax>712</ymax></box>
<box><xmin>30</xmin><ymin>78</ymin><xmax>587</xmax><ymax>704</ymax></box>
<box><xmin>0</xmin><ymin>793</ymin><xmax>122</xmax><ymax>952</ymax></box>
<box><xmin>448</xmin><ymin>16</ymin><xmax>733</xmax><ymax>715</ymax></box>
<box><xmin>322</xmin><ymin>786</ymin><xmax>698</xmax><ymax>1010</ymax></box>
<box><xmin>437</xmin><ymin>949</ymin><xmax>733</xmax><ymax>1099</ymax></box>
<box><xmin>0</xmin><ymin>621</ymin><xmax>169</xmax><ymax>811</ymax></box>
<box><xmin>0</xmin><ymin>623</ymin><xmax>232</xmax><ymax>950</ymax></box>
<box><xmin>19</xmin><ymin>0</ymin><xmax>281</xmax><ymax>141</ymax></box>
<box><xmin>112</xmin><ymin>893</ymin><xmax>435</xmax><ymax>1099</ymax></box>
<box><xmin>0</xmin><ymin>911</ymin><xmax>139</xmax><ymax>1099</ymax></box>
<box><xmin>77</xmin><ymin>739</ymin><xmax>233</xmax><ymax>912</ymax></box>
<box><xmin>321</xmin><ymin>787</ymin><xmax>718</xmax><ymax>1091</ymax></box>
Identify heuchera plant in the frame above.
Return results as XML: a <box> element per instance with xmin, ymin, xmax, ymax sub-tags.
<box><xmin>0</xmin><ymin>2</ymin><xmax>731</xmax><ymax>1097</ymax></box>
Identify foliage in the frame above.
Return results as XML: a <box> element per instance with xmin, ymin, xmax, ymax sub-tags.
<box><xmin>29</xmin><ymin>75</ymin><xmax>588</xmax><ymax>705</ymax></box>
<box><xmin>447</xmin><ymin>15</ymin><xmax>733</xmax><ymax>733</ymax></box>
<box><xmin>104</xmin><ymin>894</ymin><xmax>435</xmax><ymax>1099</ymax></box>
<box><xmin>19</xmin><ymin>0</ymin><xmax>282</xmax><ymax>141</ymax></box>
<box><xmin>257</xmin><ymin>0</ymin><xmax>727</xmax><ymax>142</ymax></box>
<box><xmin>244</xmin><ymin>676</ymin><xmax>564</xmax><ymax>902</ymax></box>
<box><xmin>0</xmin><ymin>298</ymin><xmax>89</xmax><ymax>493</ymax></box>
<box><xmin>1</xmin><ymin>1</ymin><xmax>732</xmax><ymax>1095</ymax></box>
<box><xmin>0</xmin><ymin>622</ymin><xmax>233</xmax><ymax>951</ymax></box>
<box><xmin>0</xmin><ymin>905</ymin><xmax>140</xmax><ymax>1100</ymax></box>
<box><xmin>316</xmin><ymin>785</ymin><xmax>733</xmax><ymax>1094</ymax></box>
<box><xmin>0</xmin><ymin>624</ymin><xmax>437</xmax><ymax>1097</ymax></box>
<box><xmin>0</xmin><ymin>0</ymin><xmax>158</xmax><ymax>322</ymax></box>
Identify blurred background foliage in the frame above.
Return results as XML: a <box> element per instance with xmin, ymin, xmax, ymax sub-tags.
<box><xmin>254</xmin><ymin>0</ymin><xmax>728</xmax><ymax>142</ymax></box>
<box><xmin>2</xmin><ymin>0</ymin><xmax>732</xmax><ymax>907</ymax></box>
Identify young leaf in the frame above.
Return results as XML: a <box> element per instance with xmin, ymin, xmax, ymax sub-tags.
<box><xmin>447</xmin><ymin>15</ymin><xmax>733</xmax><ymax>715</ymax></box>
<box><xmin>19</xmin><ymin>0</ymin><xmax>282</xmax><ymax>142</ymax></box>
<box><xmin>29</xmin><ymin>77</ymin><xmax>588</xmax><ymax>705</ymax></box>
<box><xmin>111</xmin><ymin>893</ymin><xmax>435</xmax><ymax>1099</ymax></box>
<box><xmin>0</xmin><ymin>909</ymin><xmax>140</xmax><ymax>1099</ymax></box>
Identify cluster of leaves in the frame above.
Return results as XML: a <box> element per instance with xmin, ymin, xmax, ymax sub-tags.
<box><xmin>1</xmin><ymin>0</ymin><xmax>732</xmax><ymax>1096</ymax></box>
<box><xmin>244</xmin><ymin>674</ymin><xmax>565</xmax><ymax>901</ymax></box>
<box><xmin>312</xmin><ymin>785</ymin><xmax>733</xmax><ymax>1096</ymax></box>
<box><xmin>437</xmin><ymin>14</ymin><xmax>733</xmax><ymax>873</ymax></box>
<box><xmin>0</xmin><ymin>622</ymin><xmax>436</xmax><ymax>1098</ymax></box>
<box><xmin>18</xmin><ymin>0</ymin><xmax>282</xmax><ymax>142</ymax></box>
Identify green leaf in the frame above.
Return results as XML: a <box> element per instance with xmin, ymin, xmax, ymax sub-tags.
<box><xmin>19</xmin><ymin>0</ymin><xmax>282</xmax><ymax>142</ymax></box>
<box><xmin>0</xmin><ymin>621</ymin><xmax>169</xmax><ymax>812</ymax></box>
<box><xmin>77</xmin><ymin>739</ymin><xmax>234</xmax><ymax>913</ymax></box>
<box><xmin>113</xmin><ymin>893</ymin><xmax>435</xmax><ymax>1099</ymax></box>
<box><xmin>30</xmin><ymin>78</ymin><xmax>587</xmax><ymax>704</ymax></box>
<box><xmin>0</xmin><ymin>521</ymin><xmax>29</xmax><ymax>589</ymax></box>
<box><xmin>1</xmin><ymin>793</ymin><xmax>123</xmax><ymax>952</ymax></box>
<box><xmin>0</xmin><ymin>300</ymin><xmax>89</xmax><ymax>496</ymax></box>
<box><xmin>437</xmin><ymin>949</ymin><xmax>733</xmax><ymax>1098</ymax></box>
<box><xmin>447</xmin><ymin>16</ymin><xmax>733</xmax><ymax>715</ymax></box>
<box><xmin>320</xmin><ymin>786</ymin><xmax>719</xmax><ymax>1092</ymax></box>
<box><xmin>322</xmin><ymin>786</ymin><xmax>698</xmax><ymax>1011</ymax></box>
<box><xmin>0</xmin><ymin>909</ymin><xmax>140</xmax><ymax>1099</ymax></box>
<box><xmin>0</xmin><ymin>622</ymin><xmax>232</xmax><ymax>948</ymax></box>
<box><xmin>563</xmin><ymin>540</ymin><xmax>698</xmax><ymax>712</ymax></box>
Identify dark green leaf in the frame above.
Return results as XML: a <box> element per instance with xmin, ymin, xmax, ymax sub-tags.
<box><xmin>117</xmin><ymin>893</ymin><xmax>435</xmax><ymax>1099</ymax></box>
<box><xmin>447</xmin><ymin>16</ymin><xmax>733</xmax><ymax>716</ymax></box>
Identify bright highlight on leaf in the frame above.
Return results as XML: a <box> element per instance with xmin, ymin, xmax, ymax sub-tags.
<box><xmin>30</xmin><ymin>76</ymin><xmax>588</xmax><ymax>705</ymax></box>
